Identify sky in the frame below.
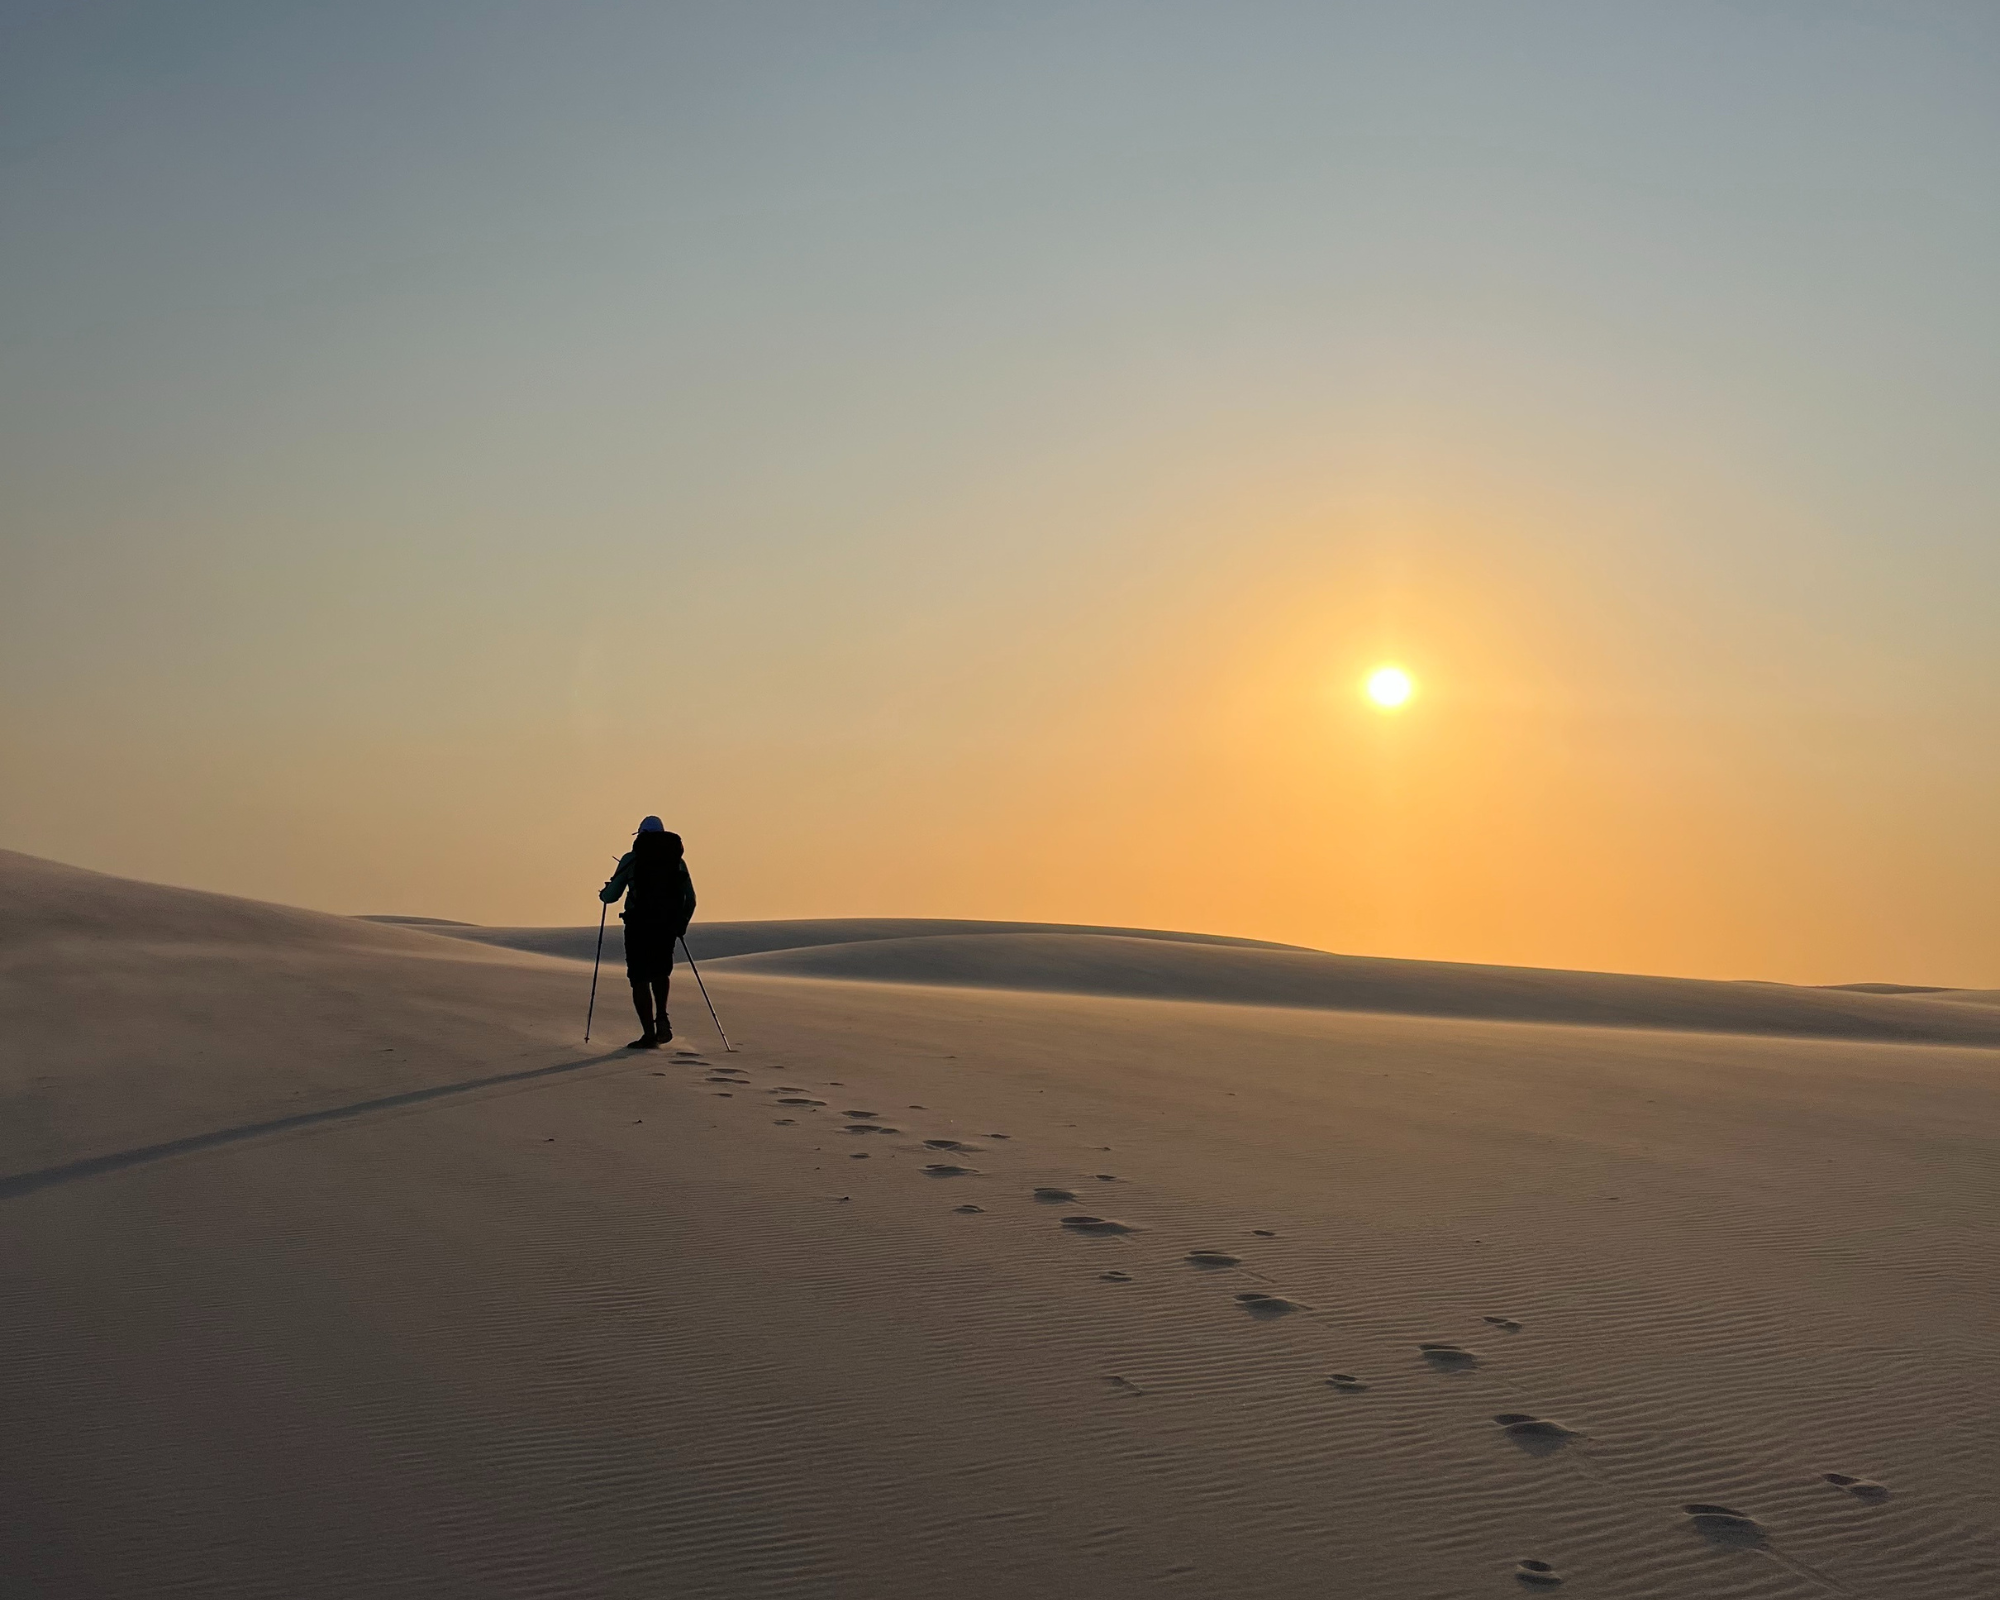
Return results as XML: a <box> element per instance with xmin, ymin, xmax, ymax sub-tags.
<box><xmin>3</xmin><ymin>0</ymin><xmax>1997</xmax><ymax>985</ymax></box>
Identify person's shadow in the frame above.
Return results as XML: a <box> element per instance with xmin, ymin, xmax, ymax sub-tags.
<box><xmin>0</xmin><ymin>1048</ymin><xmax>633</xmax><ymax>1201</ymax></box>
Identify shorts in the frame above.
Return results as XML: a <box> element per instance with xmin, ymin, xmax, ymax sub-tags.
<box><xmin>622</xmin><ymin>920</ymin><xmax>680</xmax><ymax>983</ymax></box>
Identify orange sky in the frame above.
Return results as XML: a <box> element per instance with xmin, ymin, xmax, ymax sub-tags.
<box><xmin>3</xmin><ymin>4</ymin><xmax>1996</xmax><ymax>987</ymax></box>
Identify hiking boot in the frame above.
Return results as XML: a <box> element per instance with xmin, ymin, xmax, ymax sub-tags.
<box><xmin>658</xmin><ymin>1016</ymin><xmax>673</xmax><ymax>1042</ymax></box>
<box><xmin>626</xmin><ymin>1032</ymin><xmax>660</xmax><ymax>1049</ymax></box>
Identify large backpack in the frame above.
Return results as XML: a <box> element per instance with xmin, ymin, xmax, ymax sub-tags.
<box><xmin>625</xmin><ymin>831</ymin><xmax>688</xmax><ymax>924</ymax></box>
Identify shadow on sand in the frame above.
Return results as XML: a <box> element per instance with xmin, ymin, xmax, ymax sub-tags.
<box><xmin>0</xmin><ymin>1049</ymin><xmax>631</xmax><ymax>1201</ymax></box>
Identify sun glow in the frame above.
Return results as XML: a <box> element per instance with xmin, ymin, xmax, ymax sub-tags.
<box><xmin>1365</xmin><ymin>665</ymin><xmax>1414</xmax><ymax>709</ymax></box>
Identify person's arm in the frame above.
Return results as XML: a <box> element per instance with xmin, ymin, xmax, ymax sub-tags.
<box><xmin>599</xmin><ymin>852</ymin><xmax>635</xmax><ymax>905</ymax></box>
<box><xmin>676</xmin><ymin>863</ymin><xmax>697</xmax><ymax>931</ymax></box>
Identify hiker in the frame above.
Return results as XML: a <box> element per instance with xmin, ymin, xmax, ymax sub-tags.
<box><xmin>600</xmin><ymin>817</ymin><xmax>697</xmax><ymax>1049</ymax></box>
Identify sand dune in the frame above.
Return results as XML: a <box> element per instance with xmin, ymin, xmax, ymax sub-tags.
<box><xmin>1916</xmin><ymin>987</ymin><xmax>2000</xmax><ymax>1008</ymax></box>
<box><xmin>395</xmin><ymin>913</ymin><xmax>1306</xmax><ymax>965</ymax></box>
<box><xmin>6</xmin><ymin>848</ymin><xmax>1999</xmax><ymax>1598</ymax></box>
<box><xmin>419</xmin><ymin>913</ymin><xmax>2000</xmax><ymax>1047</ymax></box>
<box><xmin>714</xmin><ymin>929</ymin><xmax>2000</xmax><ymax>1046</ymax></box>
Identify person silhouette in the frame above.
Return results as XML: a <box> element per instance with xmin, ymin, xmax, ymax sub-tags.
<box><xmin>599</xmin><ymin>817</ymin><xmax>697</xmax><ymax>1048</ymax></box>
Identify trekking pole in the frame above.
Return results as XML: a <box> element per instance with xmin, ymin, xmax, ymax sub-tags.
<box><xmin>583</xmin><ymin>902</ymin><xmax>608</xmax><ymax>1042</ymax></box>
<box><xmin>680</xmin><ymin>935</ymin><xmax>735</xmax><ymax>1051</ymax></box>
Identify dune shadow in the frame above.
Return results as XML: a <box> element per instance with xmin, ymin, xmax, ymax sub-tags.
<box><xmin>0</xmin><ymin>1049</ymin><xmax>631</xmax><ymax>1201</ymax></box>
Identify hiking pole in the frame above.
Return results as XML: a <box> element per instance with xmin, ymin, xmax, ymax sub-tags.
<box><xmin>679</xmin><ymin>935</ymin><xmax>734</xmax><ymax>1051</ymax></box>
<box><xmin>583</xmin><ymin>902</ymin><xmax>608</xmax><ymax>1042</ymax></box>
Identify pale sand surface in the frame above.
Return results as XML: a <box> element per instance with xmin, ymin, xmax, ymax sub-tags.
<box><xmin>4</xmin><ymin>848</ymin><xmax>1998</xmax><ymax>1597</ymax></box>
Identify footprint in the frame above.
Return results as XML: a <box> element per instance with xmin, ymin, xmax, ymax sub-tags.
<box><xmin>850</xmin><ymin>1152</ymin><xmax>869</xmax><ymax>1159</ymax></box>
<box><xmin>1105</xmin><ymin>1374</ymin><xmax>1145</xmax><ymax>1397</ymax></box>
<box><xmin>713</xmin><ymin>1092</ymin><xmax>733</xmax><ymax>1098</ymax></box>
<box><xmin>1235</xmin><ymin>1292</ymin><xmax>1302</xmax><ymax>1317</ymax></box>
<box><xmin>922</xmin><ymin>1164</ymin><xmax>978</xmax><ymax>1177</ymax></box>
<box><xmin>1059</xmin><ymin>1215</ymin><xmax>1136</xmax><ymax>1234</ymax></box>
<box><xmin>1252</xmin><ymin>1229</ymin><xmax>1277</xmax><ymax>1237</ymax></box>
<box><xmin>1418</xmin><ymin>1343</ymin><xmax>1479</xmax><ymax>1371</ymax></box>
<box><xmin>1483</xmin><ymin>1316</ymin><xmax>1523</xmax><ymax>1332</ymax></box>
<box><xmin>1514</xmin><ymin>1559</ymin><xmax>1562</xmax><ymax>1586</ymax></box>
<box><xmin>1185</xmin><ymin>1251</ymin><xmax>1241</xmax><ymax>1268</ymax></box>
<box><xmin>984</xmin><ymin>1133</ymin><xmax>1010</xmax><ymax>1140</ymax></box>
<box><xmin>1822</xmin><ymin>1473</ymin><xmax>1889</xmax><ymax>1502</ymax></box>
<box><xmin>923</xmin><ymin>1139</ymin><xmax>975</xmax><ymax>1152</ymax></box>
<box><xmin>1493</xmin><ymin>1414</ymin><xmax>1575</xmax><ymax>1454</ymax></box>
<box><xmin>907</xmin><ymin>1104</ymin><xmax>926</xmax><ymax>1110</ymax></box>
<box><xmin>1033</xmin><ymin>1187</ymin><xmax>1079</xmax><ymax>1203</ymax></box>
<box><xmin>1326</xmin><ymin>1373</ymin><xmax>1369</xmax><ymax>1392</ymax></box>
<box><xmin>1094</xmin><ymin>1174</ymin><xmax>1120</xmax><ymax>1182</ymax></box>
<box><xmin>1681</xmin><ymin>1505</ymin><xmax>1765</xmax><ymax>1548</ymax></box>
<box><xmin>842</xmin><ymin>1110</ymin><xmax>879</xmax><ymax>1119</ymax></box>
<box><xmin>841</xmin><ymin>1125</ymin><xmax>882</xmax><ymax>1134</ymax></box>
<box><xmin>1099</xmin><ymin>1271</ymin><xmax>1133</xmax><ymax>1282</ymax></box>
<box><xmin>772</xmin><ymin>1118</ymin><xmax>797</xmax><ymax>1126</ymax></box>
<box><xmin>1493</xmin><ymin>1413</ymin><xmax>1572</xmax><ymax>1438</ymax></box>
<box><xmin>952</xmin><ymin>1204</ymin><xmax>985</xmax><ymax>1214</ymax></box>
<box><xmin>776</xmin><ymin>1098</ymin><xmax>826</xmax><ymax>1107</ymax></box>
<box><xmin>770</xmin><ymin>1087</ymin><xmax>804</xmax><ymax>1094</ymax></box>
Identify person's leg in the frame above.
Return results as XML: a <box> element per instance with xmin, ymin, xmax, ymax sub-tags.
<box><xmin>628</xmin><ymin>978</ymin><xmax>656</xmax><ymax>1044</ymax></box>
<box><xmin>650</xmin><ymin>975</ymin><xmax>670</xmax><ymax>1039</ymax></box>
<box><xmin>652</xmin><ymin>931</ymin><xmax>675</xmax><ymax>1039</ymax></box>
<box><xmin>623</xmin><ymin>922</ymin><xmax>660</xmax><ymax>1046</ymax></box>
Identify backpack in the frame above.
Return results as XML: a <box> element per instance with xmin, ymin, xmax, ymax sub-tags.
<box><xmin>626</xmin><ymin>831</ymin><xmax>688</xmax><ymax>923</ymax></box>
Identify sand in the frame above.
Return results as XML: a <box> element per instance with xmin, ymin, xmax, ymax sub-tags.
<box><xmin>4</xmin><ymin>846</ymin><xmax>1997</xmax><ymax>1598</ymax></box>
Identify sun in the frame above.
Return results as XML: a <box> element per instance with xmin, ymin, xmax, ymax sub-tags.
<box><xmin>1365</xmin><ymin>665</ymin><xmax>1414</xmax><ymax>709</ymax></box>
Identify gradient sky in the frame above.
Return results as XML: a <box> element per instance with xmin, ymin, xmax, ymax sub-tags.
<box><xmin>4</xmin><ymin>1</ymin><xmax>1997</xmax><ymax>985</ymax></box>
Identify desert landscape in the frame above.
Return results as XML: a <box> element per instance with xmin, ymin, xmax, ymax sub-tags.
<box><xmin>5</xmin><ymin>846</ymin><xmax>1996</xmax><ymax>1598</ymax></box>
<box><xmin>8</xmin><ymin>7</ymin><xmax>1999</xmax><ymax>1597</ymax></box>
